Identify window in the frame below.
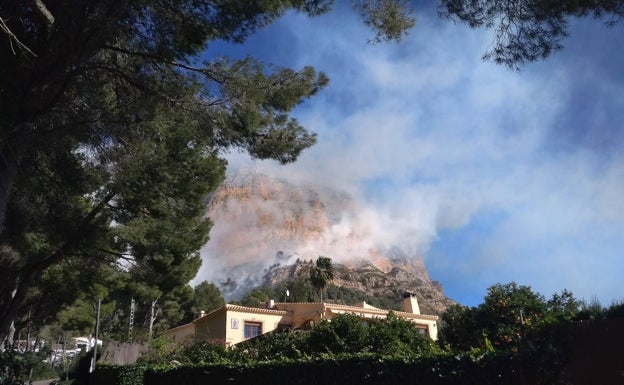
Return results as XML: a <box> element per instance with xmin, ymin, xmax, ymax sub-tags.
<box><xmin>244</xmin><ymin>322</ymin><xmax>262</xmax><ymax>339</ymax></box>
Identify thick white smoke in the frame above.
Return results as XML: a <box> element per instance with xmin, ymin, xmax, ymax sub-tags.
<box><xmin>193</xmin><ymin>167</ymin><xmax>442</xmax><ymax>299</ymax></box>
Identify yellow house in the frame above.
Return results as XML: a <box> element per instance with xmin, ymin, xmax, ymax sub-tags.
<box><xmin>164</xmin><ymin>293</ymin><xmax>438</xmax><ymax>347</ymax></box>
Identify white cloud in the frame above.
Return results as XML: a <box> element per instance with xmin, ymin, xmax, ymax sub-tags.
<box><xmin>203</xmin><ymin>7</ymin><xmax>624</xmax><ymax>306</ymax></box>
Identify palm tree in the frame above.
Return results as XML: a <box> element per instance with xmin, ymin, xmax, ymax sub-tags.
<box><xmin>310</xmin><ymin>256</ymin><xmax>334</xmax><ymax>302</ymax></box>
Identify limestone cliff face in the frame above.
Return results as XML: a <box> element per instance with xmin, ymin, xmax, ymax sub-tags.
<box><xmin>262</xmin><ymin>258</ymin><xmax>454</xmax><ymax>315</ymax></box>
<box><xmin>197</xmin><ymin>171</ymin><xmax>455</xmax><ymax>315</ymax></box>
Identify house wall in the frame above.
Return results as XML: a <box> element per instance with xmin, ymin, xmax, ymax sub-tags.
<box><xmin>194</xmin><ymin>308</ymin><xmax>227</xmax><ymax>344</ymax></box>
<box><xmin>164</xmin><ymin>323</ymin><xmax>196</xmax><ymax>344</ymax></box>
<box><xmin>193</xmin><ymin>307</ymin><xmax>287</xmax><ymax>346</ymax></box>
<box><xmin>276</xmin><ymin>303</ymin><xmax>325</xmax><ymax>329</ymax></box>
<box><xmin>223</xmin><ymin>309</ymin><xmax>286</xmax><ymax>346</ymax></box>
<box><xmin>165</xmin><ymin>301</ymin><xmax>439</xmax><ymax>348</ymax></box>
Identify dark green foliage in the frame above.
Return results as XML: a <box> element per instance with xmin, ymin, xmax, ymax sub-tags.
<box><xmin>98</xmin><ymin>351</ymin><xmax>553</xmax><ymax>385</ymax></box>
<box><xmin>66</xmin><ymin>349</ymin><xmax>96</xmax><ymax>385</ymax></box>
<box><xmin>438</xmin><ymin>284</ymin><xmax>624</xmax><ymax>384</ymax></box>
<box><xmin>237</xmin><ymin>278</ymin><xmax>315</xmax><ymax>306</ymax></box>
<box><xmin>0</xmin><ymin>0</ymin><xmax>327</xmax><ymax>340</ymax></box>
<box><xmin>519</xmin><ymin>321</ymin><xmax>574</xmax><ymax>385</ymax></box>
<box><xmin>604</xmin><ymin>301</ymin><xmax>624</xmax><ymax>318</ymax></box>
<box><xmin>367</xmin><ymin>313</ymin><xmax>436</xmax><ymax>356</ymax></box>
<box><xmin>438</xmin><ymin>303</ymin><xmax>481</xmax><ymax>351</ymax></box>
<box><xmin>547</xmin><ymin>289</ymin><xmax>581</xmax><ymax>322</ymax></box>
<box><xmin>238</xmin><ymin>276</ymin><xmax>402</xmax><ymax>310</ymax></box>
<box><xmin>575</xmin><ymin>296</ymin><xmax>605</xmax><ymax>320</ymax></box>
<box><xmin>282</xmin><ymin>278</ymin><xmax>316</xmax><ymax>303</ymax></box>
<box><xmin>309</xmin><ymin>256</ymin><xmax>334</xmax><ymax>301</ymax></box>
<box><xmin>0</xmin><ymin>343</ymin><xmax>56</xmax><ymax>385</ymax></box>
<box><xmin>0</xmin><ymin>344</ymin><xmax>34</xmax><ymax>385</ymax></box>
<box><xmin>140</xmin><ymin>313</ymin><xmax>438</xmax><ymax>366</ymax></box>
<box><xmin>237</xmin><ymin>287</ymin><xmax>273</xmax><ymax>308</ymax></box>
<box><xmin>174</xmin><ymin>341</ymin><xmax>229</xmax><ymax>364</ymax></box>
<box><xmin>93</xmin><ymin>283</ymin><xmax>620</xmax><ymax>385</ymax></box>
<box><xmin>0</xmin><ymin>0</ymin><xmax>415</xmax><ymax>342</ymax></box>
<box><xmin>440</xmin><ymin>282</ymin><xmax>561</xmax><ymax>352</ymax></box>
<box><xmin>285</xmin><ymin>313</ymin><xmax>436</xmax><ymax>357</ymax></box>
<box><xmin>230</xmin><ymin>331</ymin><xmax>309</xmax><ymax>362</ymax></box>
<box><xmin>93</xmin><ymin>365</ymin><xmax>146</xmax><ymax>385</ymax></box>
<box><xmin>574</xmin><ymin>297</ymin><xmax>624</xmax><ymax>320</ymax></box>
<box><xmin>187</xmin><ymin>281</ymin><xmax>225</xmax><ymax>321</ymax></box>
<box><xmin>477</xmin><ymin>282</ymin><xmax>548</xmax><ymax>350</ymax></box>
<box><xmin>354</xmin><ymin>0</ymin><xmax>416</xmax><ymax>43</ymax></box>
<box><xmin>308</xmin><ymin>315</ymin><xmax>366</xmax><ymax>354</ymax></box>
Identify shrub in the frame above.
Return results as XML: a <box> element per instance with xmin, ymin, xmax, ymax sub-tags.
<box><xmin>0</xmin><ymin>343</ymin><xmax>57</xmax><ymax>385</ymax></box>
<box><xmin>176</xmin><ymin>341</ymin><xmax>228</xmax><ymax>364</ymax></box>
<box><xmin>92</xmin><ymin>365</ymin><xmax>146</xmax><ymax>385</ymax></box>
<box><xmin>231</xmin><ymin>331</ymin><xmax>308</xmax><ymax>362</ymax></box>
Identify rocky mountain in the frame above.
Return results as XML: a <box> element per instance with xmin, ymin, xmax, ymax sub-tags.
<box><xmin>262</xmin><ymin>256</ymin><xmax>455</xmax><ymax>315</ymax></box>
<box><xmin>195</xmin><ymin>171</ymin><xmax>455</xmax><ymax>315</ymax></box>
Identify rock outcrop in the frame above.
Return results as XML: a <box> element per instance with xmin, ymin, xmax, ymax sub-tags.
<box><xmin>197</xmin><ymin>171</ymin><xmax>455</xmax><ymax>315</ymax></box>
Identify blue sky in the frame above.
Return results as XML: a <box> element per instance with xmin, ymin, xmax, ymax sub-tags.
<box><xmin>202</xmin><ymin>3</ymin><xmax>624</xmax><ymax>307</ymax></box>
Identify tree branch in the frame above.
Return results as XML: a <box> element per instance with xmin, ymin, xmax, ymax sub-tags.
<box><xmin>0</xmin><ymin>16</ymin><xmax>36</xmax><ymax>56</ymax></box>
<box><xmin>101</xmin><ymin>44</ymin><xmax>225</xmax><ymax>83</ymax></box>
<box><xmin>28</xmin><ymin>0</ymin><xmax>55</xmax><ymax>36</ymax></box>
<box><xmin>0</xmin><ymin>189</ymin><xmax>118</xmax><ymax>336</ymax></box>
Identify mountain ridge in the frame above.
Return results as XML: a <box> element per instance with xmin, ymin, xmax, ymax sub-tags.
<box><xmin>197</xmin><ymin>171</ymin><xmax>455</xmax><ymax>314</ymax></box>
<box><xmin>261</xmin><ymin>255</ymin><xmax>455</xmax><ymax>315</ymax></box>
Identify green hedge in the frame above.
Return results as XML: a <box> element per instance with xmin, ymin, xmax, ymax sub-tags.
<box><xmin>93</xmin><ymin>364</ymin><xmax>146</xmax><ymax>385</ymax></box>
<box><xmin>95</xmin><ymin>352</ymin><xmax>545</xmax><ymax>385</ymax></box>
<box><xmin>143</xmin><ymin>354</ymin><xmax>523</xmax><ymax>385</ymax></box>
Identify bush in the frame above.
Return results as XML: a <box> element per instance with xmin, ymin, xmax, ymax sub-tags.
<box><xmin>0</xmin><ymin>343</ymin><xmax>56</xmax><ymax>385</ymax></box>
<box><xmin>92</xmin><ymin>365</ymin><xmax>146</xmax><ymax>385</ymax></box>
<box><xmin>308</xmin><ymin>314</ymin><xmax>367</xmax><ymax>354</ymax></box>
<box><xmin>30</xmin><ymin>360</ymin><xmax>58</xmax><ymax>381</ymax></box>
<box><xmin>141</xmin><ymin>352</ymin><xmax>528</xmax><ymax>385</ymax></box>
<box><xmin>175</xmin><ymin>341</ymin><xmax>228</xmax><ymax>364</ymax></box>
<box><xmin>231</xmin><ymin>331</ymin><xmax>308</xmax><ymax>362</ymax></box>
<box><xmin>367</xmin><ymin>312</ymin><xmax>438</xmax><ymax>356</ymax></box>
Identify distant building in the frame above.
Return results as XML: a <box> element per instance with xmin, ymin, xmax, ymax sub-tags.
<box><xmin>164</xmin><ymin>293</ymin><xmax>438</xmax><ymax>347</ymax></box>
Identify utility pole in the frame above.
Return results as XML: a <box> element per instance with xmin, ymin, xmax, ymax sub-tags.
<box><xmin>90</xmin><ymin>299</ymin><xmax>101</xmax><ymax>374</ymax></box>
<box><xmin>128</xmin><ymin>298</ymin><xmax>135</xmax><ymax>343</ymax></box>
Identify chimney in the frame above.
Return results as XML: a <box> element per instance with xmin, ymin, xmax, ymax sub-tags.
<box><xmin>402</xmin><ymin>292</ymin><xmax>420</xmax><ymax>314</ymax></box>
<box><xmin>199</xmin><ymin>310</ymin><xmax>206</xmax><ymax>319</ymax></box>
<box><xmin>268</xmin><ymin>299</ymin><xmax>275</xmax><ymax>309</ymax></box>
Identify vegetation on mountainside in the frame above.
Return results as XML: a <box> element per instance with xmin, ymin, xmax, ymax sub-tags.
<box><xmin>242</xmin><ymin>257</ymin><xmax>454</xmax><ymax>315</ymax></box>
<box><xmin>236</xmin><ymin>277</ymin><xmax>402</xmax><ymax>311</ymax></box>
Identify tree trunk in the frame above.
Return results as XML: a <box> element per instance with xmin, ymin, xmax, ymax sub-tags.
<box><xmin>0</xmin><ymin>281</ymin><xmax>24</xmax><ymax>344</ymax></box>
<box><xmin>7</xmin><ymin>320</ymin><xmax>16</xmax><ymax>347</ymax></box>
<box><xmin>0</xmin><ymin>191</ymin><xmax>115</xmax><ymax>340</ymax></box>
<box><xmin>0</xmin><ymin>140</ymin><xmax>25</xmax><ymax>234</ymax></box>
<box><xmin>148</xmin><ymin>299</ymin><xmax>158</xmax><ymax>340</ymax></box>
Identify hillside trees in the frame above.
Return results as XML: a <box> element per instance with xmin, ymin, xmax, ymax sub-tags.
<box><xmin>440</xmin><ymin>0</ymin><xmax>624</xmax><ymax>67</ymax></box>
<box><xmin>0</xmin><ymin>0</ymin><xmax>415</xmax><ymax>342</ymax></box>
